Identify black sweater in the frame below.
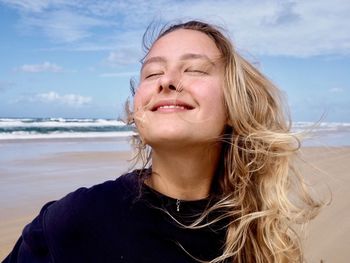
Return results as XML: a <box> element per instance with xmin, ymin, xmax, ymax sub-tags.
<box><xmin>3</xmin><ymin>170</ymin><xmax>227</xmax><ymax>263</ymax></box>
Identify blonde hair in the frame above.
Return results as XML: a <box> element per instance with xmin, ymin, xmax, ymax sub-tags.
<box><xmin>127</xmin><ymin>20</ymin><xmax>322</xmax><ymax>263</ymax></box>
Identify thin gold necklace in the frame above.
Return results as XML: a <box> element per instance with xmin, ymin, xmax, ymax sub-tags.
<box><xmin>175</xmin><ymin>194</ymin><xmax>210</xmax><ymax>212</ymax></box>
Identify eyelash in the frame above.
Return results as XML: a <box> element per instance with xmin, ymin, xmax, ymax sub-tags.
<box><xmin>145</xmin><ymin>72</ymin><xmax>163</xmax><ymax>79</ymax></box>
<box><xmin>144</xmin><ymin>68</ymin><xmax>208</xmax><ymax>79</ymax></box>
<box><xmin>185</xmin><ymin>69</ymin><xmax>208</xmax><ymax>75</ymax></box>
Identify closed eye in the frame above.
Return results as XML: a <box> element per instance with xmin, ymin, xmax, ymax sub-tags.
<box><xmin>145</xmin><ymin>72</ymin><xmax>163</xmax><ymax>79</ymax></box>
<box><xmin>185</xmin><ymin>69</ymin><xmax>208</xmax><ymax>75</ymax></box>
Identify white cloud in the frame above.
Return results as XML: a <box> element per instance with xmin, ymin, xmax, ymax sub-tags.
<box><xmin>36</xmin><ymin>91</ymin><xmax>92</xmax><ymax>106</ymax></box>
<box><xmin>13</xmin><ymin>91</ymin><xmax>92</xmax><ymax>106</ymax></box>
<box><xmin>2</xmin><ymin>0</ymin><xmax>350</xmax><ymax>57</ymax></box>
<box><xmin>17</xmin><ymin>62</ymin><xmax>63</xmax><ymax>73</ymax></box>
<box><xmin>329</xmin><ymin>87</ymin><xmax>344</xmax><ymax>93</ymax></box>
<box><xmin>0</xmin><ymin>0</ymin><xmax>51</xmax><ymax>12</ymax></box>
<box><xmin>21</xmin><ymin>9</ymin><xmax>115</xmax><ymax>43</ymax></box>
<box><xmin>106</xmin><ymin>48</ymin><xmax>141</xmax><ymax>65</ymax></box>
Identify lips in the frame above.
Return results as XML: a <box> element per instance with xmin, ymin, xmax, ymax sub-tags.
<box><xmin>151</xmin><ymin>100</ymin><xmax>195</xmax><ymax>112</ymax></box>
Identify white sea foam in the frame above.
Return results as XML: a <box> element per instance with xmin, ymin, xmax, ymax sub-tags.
<box><xmin>0</xmin><ymin>118</ymin><xmax>349</xmax><ymax>144</ymax></box>
<box><xmin>0</xmin><ymin>131</ymin><xmax>135</xmax><ymax>140</ymax></box>
<box><xmin>0</xmin><ymin>118</ymin><xmax>125</xmax><ymax>128</ymax></box>
<box><xmin>0</xmin><ymin>118</ymin><xmax>134</xmax><ymax>140</ymax></box>
<box><xmin>291</xmin><ymin>121</ymin><xmax>350</xmax><ymax>133</ymax></box>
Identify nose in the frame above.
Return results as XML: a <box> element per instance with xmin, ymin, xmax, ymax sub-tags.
<box><xmin>158</xmin><ymin>72</ymin><xmax>179</xmax><ymax>93</ymax></box>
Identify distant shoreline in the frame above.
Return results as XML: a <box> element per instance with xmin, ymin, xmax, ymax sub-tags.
<box><xmin>0</xmin><ymin>133</ymin><xmax>134</xmax><ymax>143</ymax></box>
<box><xmin>1</xmin><ymin>117</ymin><xmax>349</xmax><ymax>145</ymax></box>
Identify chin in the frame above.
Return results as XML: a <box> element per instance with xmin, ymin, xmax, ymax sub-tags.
<box><xmin>146</xmin><ymin>132</ymin><xmax>190</xmax><ymax>144</ymax></box>
<box><xmin>137</xmin><ymin>123</ymin><xmax>224</xmax><ymax>148</ymax></box>
<box><xmin>144</xmin><ymin>133</ymin><xmax>218</xmax><ymax>150</ymax></box>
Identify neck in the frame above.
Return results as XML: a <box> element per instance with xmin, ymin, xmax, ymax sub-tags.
<box><xmin>146</xmin><ymin>143</ymin><xmax>222</xmax><ymax>201</ymax></box>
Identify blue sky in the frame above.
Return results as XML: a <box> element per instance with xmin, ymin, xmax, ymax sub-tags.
<box><xmin>0</xmin><ymin>0</ymin><xmax>349</xmax><ymax>122</ymax></box>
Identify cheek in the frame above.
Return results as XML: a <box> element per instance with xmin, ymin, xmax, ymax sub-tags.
<box><xmin>207</xmin><ymin>95</ymin><xmax>227</xmax><ymax>124</ymax></box>
<box><xmin>133</xmin><ymin>89</ymin><xmax>147</xmax><ymax>139</ymax></box>
<box><xmin>133</xmin><ymin>85</ymin><xmax>154</xmax><ymax>134</ymax></box>
<box><xmin>133</xmin><ymin>85</ymin><xmax>150</xmax><ymax>112</ymax></box>
<box><xmin>193</xmin><ymin>80</ymin><xmax>226</xmax><ymax>114</ymax></box>
<box><xmin>133</xmin><ymin>92</ymin><xmax>142</xmax><ymax>113</ymax></box>
<box><xmin>201</xmin><ymin>85</ymin><xmax>227</xmax><ymax>129</ymax></box>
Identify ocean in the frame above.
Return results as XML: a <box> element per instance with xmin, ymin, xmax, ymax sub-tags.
<box><xmin>0</xmin><ymin>118</ymin><xmax>134</xmax><ymax>140</ymax></box>
<box><xmin>0</xmin><ymin>117</ymin><xmax>349</xmax><ymax>146</ymax></box>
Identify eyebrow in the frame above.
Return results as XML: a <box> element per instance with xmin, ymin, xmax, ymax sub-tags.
<box><xmin>180</xmin><ymin>53</ymin><xmax>216</xmax><ymax>66</ymax></box>
<box><xmin>141</xmin><ymin>53</ymin><xmax>216</xmax><ymax>70</ymax></box>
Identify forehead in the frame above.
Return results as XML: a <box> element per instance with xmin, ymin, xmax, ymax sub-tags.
<box><xmin>146</xmin><ymin>29</ymin><xmax>221</xmax><ymax>60</ymax></box>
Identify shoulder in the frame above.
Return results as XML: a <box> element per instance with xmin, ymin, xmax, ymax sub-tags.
<box><xmin>45</xmin><ymin>169</ymin><xmax>142</xmax><ymax>223</ymax></box>
<box><xmin>42</xmin><ymin>170</ymin><xmax>144</xmax><ymax>258</ymax></box>
<box><xmin>4</xmin><ymin>170</ymin><xmax>144</xmax><ymax>262</ymax></box>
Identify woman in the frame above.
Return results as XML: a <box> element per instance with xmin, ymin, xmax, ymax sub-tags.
<box><xmin>4</xmin><ymin>20</ymin><xmax>321</xmax><ymax>263</ymax></box>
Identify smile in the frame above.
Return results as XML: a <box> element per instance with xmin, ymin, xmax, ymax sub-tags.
<box><xmin>151</xmin><ymin>100</ymin><xmax>194</xmax><ymax>112</ymax></box>
<box><xmin>158</xmin><ymin>105</ymin><xmax>186</xmax><ymax>110</ymax></box>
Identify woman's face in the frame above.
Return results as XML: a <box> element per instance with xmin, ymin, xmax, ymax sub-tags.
<box><xmin>134</xmin><ymin>29</ymin><xmax>227</xmax><ymax>149</ymax></box>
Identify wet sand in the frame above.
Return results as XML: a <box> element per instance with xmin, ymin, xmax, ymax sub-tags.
<box><xmin>0</xmin><ymin>138</ymin><xmax>132</xmax><ymax>259</ymax></box>
<box><xmin>0</xmin><ymin>140</ymin><xmax>349</xmax><ymax>262</ymax></box>
<box><xmin>300</xmin><ymin>147</ymin><xmax>350</xmax><ymax>263</ymax></box>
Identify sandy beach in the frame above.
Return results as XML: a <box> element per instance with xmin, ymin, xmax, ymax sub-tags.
<box><xmin>0</xmin><ymin>138</ymin><xmax>133</xmax><ymax>260</ymax></box>
<box><xmin>0</xmin><ymin>138</ymin><xmax>349</xmax><ymax>262</ymax></box>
